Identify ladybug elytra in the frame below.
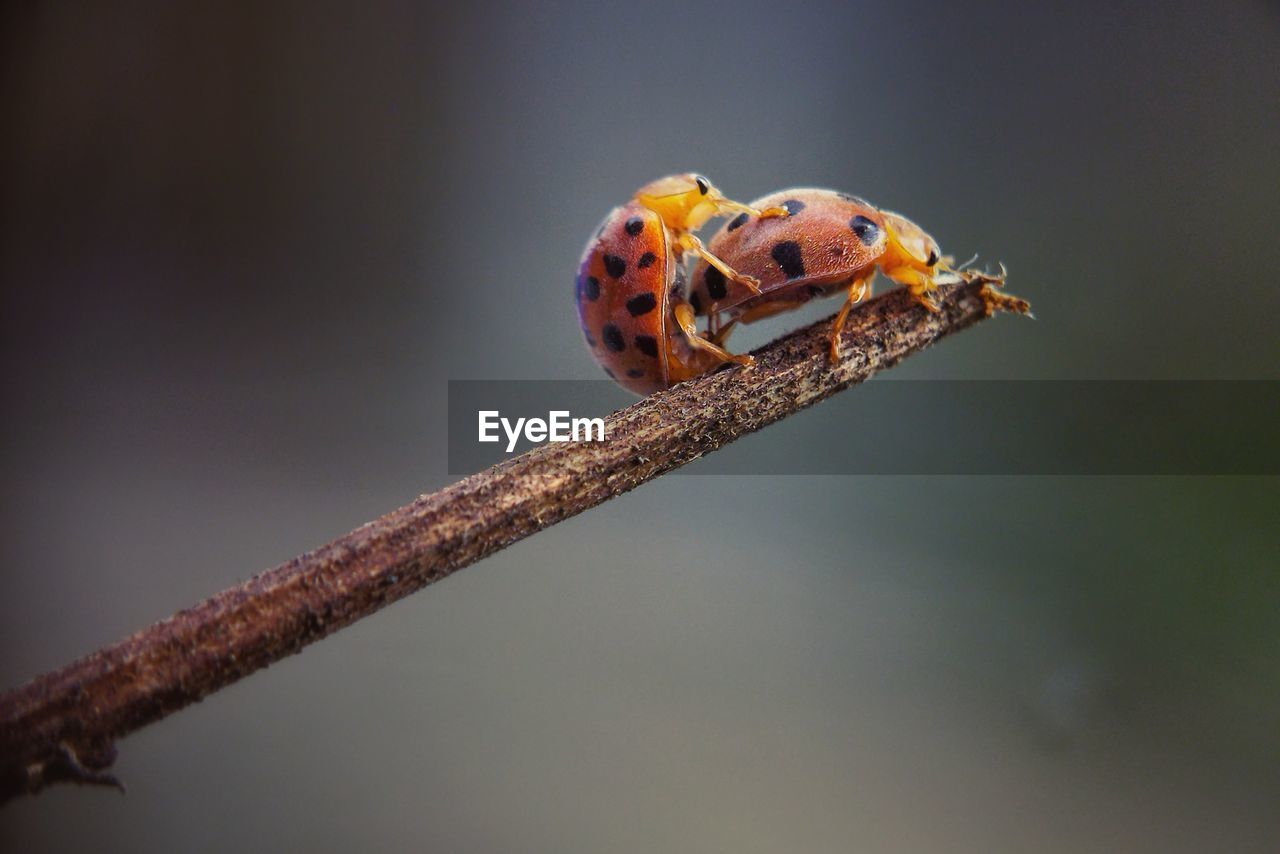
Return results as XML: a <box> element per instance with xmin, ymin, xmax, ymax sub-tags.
<box><xmin>574</xmin><ymin>174</ymin><xmax>788</xmax><ymax>394</ymax></box>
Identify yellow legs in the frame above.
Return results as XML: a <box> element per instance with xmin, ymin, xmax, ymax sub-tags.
<box><xmin>672</xmin><ymin>302</ymin><xmax>753</xmax><ymax>368</ymax></box>
<box><xmin>828</xmin><ymin>277</ymin><xmax>873</xmax><ymax>361</ymax></box>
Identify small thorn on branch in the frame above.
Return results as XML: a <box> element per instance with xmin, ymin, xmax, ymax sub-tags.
<box><xmin>13</xmin><ymin>740</ymin><xmax>126</xmax><ymax>801</ymax></box>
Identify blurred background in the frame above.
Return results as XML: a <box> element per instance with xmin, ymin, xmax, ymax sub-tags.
<box><xmin>2</xmin><ymin>1</ymin><xmax>1277</xmax><ymax>851</ymax></box>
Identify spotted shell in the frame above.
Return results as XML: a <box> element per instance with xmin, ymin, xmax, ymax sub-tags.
<box><xmin>575</xmin><ymin>203</ymin><xmax>713</xmax><ymax>394</ymax></box>
<box><xmin>689</xmin><ymin>188</ymin><xmax>891</xmax><ymax>317</ymax></box>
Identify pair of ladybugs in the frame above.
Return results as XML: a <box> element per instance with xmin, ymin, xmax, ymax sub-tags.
<box><xmin>575</xmin><ymin>174</ymin><xmax>1020</xmax><ymax>394</ymax></box>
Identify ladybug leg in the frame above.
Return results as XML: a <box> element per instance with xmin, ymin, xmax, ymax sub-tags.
<box><xmin>712</xmin><ymin>199</ymin><xmax>790</xmax><ymax>220</ymax></box>
<box><xmin>707</xmin><ymin>309</ymin><xmax>723</xmax><ymax>338</ymax></box>
<box><xmin>708</xmin><ymin>316</ymin><xmax>737</xmax><ymax>347</ymax></box>
<box><xmin>709</xmin><ymin>301</ymin><xmax>804</xmax><ymax>347</ymax></box>
<box><xmin>677</xmin><ymin>233</ymin><xmax>763</xmax><ymax>295</ymax></box>
<box><xmin>883</xmin><ymin>265</ymin><xmax>941</xmax><ymax>313</ymax></box>
<box><xmin>736</xmin><ymin>301</ymin><xmax>805</xmax><ymax>325</ymax></box>
<box><xmin>672</xmin><ymin>302</ymin><xmax>752</xmax><ymax>367</ymax></box>
<box><xmin>907</xmin><ymin>272</ymin><xmax>942</xmax><ymax>313</ymax></box>
<box><xmin>828</xmin><ymin>278</ymin><xmax>873</xmax><ymax>362</ymax></box>
<box><xmin>707</xmin><ymin>309</ymin><xmax>740</xmax><ymax>346</ymax></box>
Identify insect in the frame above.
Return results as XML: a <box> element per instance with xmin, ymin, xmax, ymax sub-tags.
<box><xmin>575</xmin><ymin>174</ymin><xmax>788</xmax><ymax>394</ymax></box>
<box><xmin>689</xmin><ymin>188</ymin><xmax>1016</xmax><ymax>360</ymax></box>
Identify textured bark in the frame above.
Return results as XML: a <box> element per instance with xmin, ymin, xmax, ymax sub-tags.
<box><xmin>0</xmin><ymin>277</ymin><xmax>1027</xmax><ymax>804</ymax></box>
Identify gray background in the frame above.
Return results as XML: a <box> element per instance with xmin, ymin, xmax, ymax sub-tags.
<box><xmin>3</xmin><ymin>1</ymin><xmax>1278</xmax><ymax>851</ymax></box>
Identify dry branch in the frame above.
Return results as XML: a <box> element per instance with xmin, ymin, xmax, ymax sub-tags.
<box><xmin>0</xmin><ymin>277</ymin><xmax>1027</xmax><ymax>804</ymax></box>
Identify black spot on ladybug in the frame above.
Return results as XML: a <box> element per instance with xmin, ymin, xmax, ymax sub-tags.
<box><xmin>603</xmin><ymin>323</ymin><xmax>626</xmax><ymax>352</ymax></box>
<box><xmin>850</xmin><ymin>216</ymin><xmax>879</xmax><ymax>246</ymax></box>
<box><xmin>694</xmin><ymin>175</ymin><xmax>709</xmax><ymax>195</ymax></box>
<box><xmin>603</xmin><ymin>254</ymin><xmax>627</xmax><ymax>278</ymax></box>
<box><xmin>635</xmin><ymin>335</ymin><xmax>659</xmax><ymax>358</ymax></box>
<box><xmin>580</xmin><ymin>275</ymin><xmax>600</xmax><ymax>301</ymax></box>
<box><xmin>704</xmin><ymin>266</ymin><xmax>728</xmax><ymax>300</ymax></box>
<box><xmin>781</xmin><ymin>199</ymin><xmax>806</xmax><ymax>215</ymax></box>
<box><xmin>626</xmin><ymin>368</ymin><xmax>645</xmax><ymax>378</ymax></box>
<box><xmin>771</xmin><ymin>241</ymin><xmax>806</xmax><ymax>279</ymax></box>
<box><xmin>689</xmin><ymin>291</ymin><xmax>703</xmax><ymax>313</ymax></box>
<box><xmin>625</xmin><ymin>217</ymin><xmax>645</xmax><ymax>236</ymax></box>
<box><xmin>727</xmin><ymin>212</ymin><xmax>749</xmax><ymax>232</ymax></box>
<box><xmin>927</xmin><ymin>248</ymin><xmax>939</xmax><ymax>266</ymax></box>
<box><xmin>637</xmin><ymin>251</ymin><xmax>657</xmax><ymax>269</ymax></box>
<box><xmin>626</xmin><ymin>293</ymin><xmax>657</xmax><ymax>316</ymax></box>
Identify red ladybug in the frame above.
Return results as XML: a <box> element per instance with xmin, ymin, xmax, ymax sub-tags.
<box><xmin>575</xmin><ymin>174</ymin><xmax>787</xmax><ymax>394</ymax></box>
<box><xmin>690</xmin><ymin>188</ymin><xmax>978</xmax><ymax>360</ymax></box>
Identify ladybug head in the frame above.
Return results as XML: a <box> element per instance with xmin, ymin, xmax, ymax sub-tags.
<box><xmin>634</xmin><ymin>173</ymin><xmax>725</xmax><ymax>233</ymax></box>
<box><xmin>879</xmin><ymin>210</ymin><xmax>942</xmax><ymax>272</ymax></box>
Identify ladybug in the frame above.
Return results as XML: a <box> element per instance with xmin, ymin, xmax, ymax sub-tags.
<box><xmin>575</xmin><ymin>174</ymin><xmax>788</xmax><ymax>394</ymax></box>
<box><xmin>689</xmin><ymin>188</ymin><xmax>1009</xmax><ymax>360</ymax></box>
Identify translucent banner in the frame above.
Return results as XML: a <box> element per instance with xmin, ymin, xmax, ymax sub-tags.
<box><xmin>447</xmin><ymin>380</ymin><xmax>1278</xmax><ymax>476</ymax></box>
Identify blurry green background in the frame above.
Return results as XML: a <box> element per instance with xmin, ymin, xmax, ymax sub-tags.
<box><xmin>2</xmin><ymin>1</ymin><xmax>1277</xmax><ymax>851</ymax></box>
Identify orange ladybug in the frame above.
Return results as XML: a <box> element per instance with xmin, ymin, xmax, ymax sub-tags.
<box><xmin>575</xmin><ymin>174</ymin><xmax>788</xmax><ymax>394</ymax></box>
<box><xmin>689</xmin><ymin>188</ymin><xmax>997</xmax><ymax>360</ymax></box>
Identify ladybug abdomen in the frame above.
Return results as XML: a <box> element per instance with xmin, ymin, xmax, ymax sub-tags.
<box><xmin>689</xmin><ymin>188</ymin><xmax>889</xmax><ymax>317</ymax></box>
<box><xmin>575</xmin><ymin>203</ymin><xmax>674</xmax><ymax>395</ymax></box>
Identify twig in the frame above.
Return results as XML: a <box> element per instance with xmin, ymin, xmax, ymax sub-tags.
<box><xmin>0</xmin><ymin>277</ymin><xmax>1027</xmax><ymax>804</ymax></box>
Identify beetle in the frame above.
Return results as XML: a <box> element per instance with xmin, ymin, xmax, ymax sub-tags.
<box><xmin>574</xmin><ymin>174</ymin><xmax>788</xmax><ymax>394</ymax></box>
<box><xmin>688</xmin><ymin>188</ymin><xmax>1007</xmax><ymax>360</ymax></box>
